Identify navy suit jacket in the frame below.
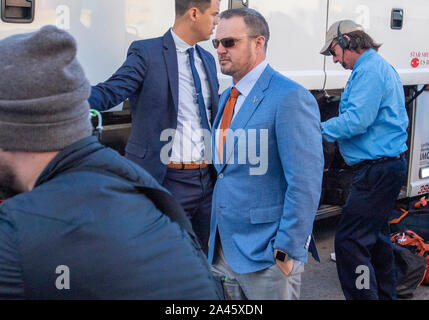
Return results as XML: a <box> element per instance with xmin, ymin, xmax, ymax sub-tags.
<box><xmin>89</xmin><ymin>30</ymin><xmax>219</xmax><ymax>184</ymax></box>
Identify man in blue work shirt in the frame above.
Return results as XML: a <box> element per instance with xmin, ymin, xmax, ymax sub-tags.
<box><xmin>320</xmin><ymin>20</ymin><xmax>409</xmax><ymax>300</ymax></box>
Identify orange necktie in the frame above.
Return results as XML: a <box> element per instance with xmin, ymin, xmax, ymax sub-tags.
<box><xmin>219</xmin><ymin>87</ymin><xmax>240</xmax><ymax>163</ymax></box>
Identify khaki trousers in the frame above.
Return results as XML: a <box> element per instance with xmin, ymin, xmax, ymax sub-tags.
<box><xmin>211</xmin><ymin>244</ymin><xmax>304</xmax><ymax>300</ymax></box>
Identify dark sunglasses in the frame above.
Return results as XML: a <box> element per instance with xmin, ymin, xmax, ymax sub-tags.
<box><xmin>212</xmin><ymin>36</ymin><xmax>258</xmax><ymax>49</ymax></box>
<box><xmin>329</xmin><ymin>42</ymin><xmax>339</xmax><ymax>57</ymax></box>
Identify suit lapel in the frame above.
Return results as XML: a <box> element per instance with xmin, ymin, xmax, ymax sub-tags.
<box><xmin>213</xmin><ymin>89</ymin><xmax>230</xmax><ymax>132</ymax></box>
<box><xmin>162</xmin><ymin>30</ymin><xmax>179</xmax><ymax>114</ymax></box>
<box><xmin>212</xmin><ymin>89</ymin><xmax>231</xmax><ymax>172</ymax></box>
<box><xmin>196</xmin><ymin>45</ymin><xmax>218</xmax><ymax>123</ymax></box>
<box><xmin>220</xmin><ymin>88</ymin><xmax>265</xmax><ymax>172</ymax></box>
<box><xmin>219</xmin><ymin>65</ymin><xmax>275</xmax><ymax>173</ymax></box>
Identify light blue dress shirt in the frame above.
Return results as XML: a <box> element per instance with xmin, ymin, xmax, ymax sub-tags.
<box><xmin>232</xmin><ymin>60</ymin><xmax>269</xmax><ymax>120</ymax></box>
<box><xmin>321</xmin><ymin>49</ymin><xmax>408</xmax><ymax>166</ymax></box>
<box><xmin>215</xmin><ymin>60</ymin><xmax>268</xmax><ymax>150</ymax></box>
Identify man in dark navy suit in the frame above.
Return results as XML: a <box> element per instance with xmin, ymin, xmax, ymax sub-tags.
<box><xmin>89</xmin><ymin>0</ymin><xmax>220</xmax><ymax>255</ymax></box>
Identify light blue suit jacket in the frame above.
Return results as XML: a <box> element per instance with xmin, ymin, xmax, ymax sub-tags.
<box><xmin>208</xmin><ymin>65</ymin><xmax>324</xmax><ymax>274</ymax></box>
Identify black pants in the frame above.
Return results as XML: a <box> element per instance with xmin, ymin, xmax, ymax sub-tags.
<box><xmin>162</xmin><ymin>167</ymin><xmax>215</xmax><ymax>255</ymax></box>
<box><xmin>335</xmin><ymin>156</ymin><xmax>407</xmax><ymax>300</ymax></box>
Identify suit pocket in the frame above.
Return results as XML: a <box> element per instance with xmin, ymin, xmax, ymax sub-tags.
<box><xmin>250</xmin><ymin>205</ymin><xmax>283</xmax><ymax>224</ymax></box>
<box><xmin>125</xmin><ymin>141</ymin><xmax>147</xmax><ymax>159</ymax></box>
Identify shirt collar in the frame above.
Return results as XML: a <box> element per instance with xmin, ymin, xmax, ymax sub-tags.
<box><xmin>353</xmin><ymin>48</ymin><xmax>376</xmax><ymax>70</ymax></box>
<box><xmin>234</xmin><ymin>60</ymin><xmax>269</xmax><ymax>98</ymax></box>
<box><xmin>170</xmin><ymin>29</ymin><xmax>194</xmax><ymax>53</ymax></box>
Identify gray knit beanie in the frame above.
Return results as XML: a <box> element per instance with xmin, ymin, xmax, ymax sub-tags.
<box><xmin>0</xmin><ymin>25</ymin><xmax>93</xmax><ymax>152</ymax></box>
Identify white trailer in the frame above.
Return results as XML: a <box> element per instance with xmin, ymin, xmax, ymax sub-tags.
<box><xmin>1</xmin><ymin>0</ymin><xmax>428</xmax><ymax>217</ymax></box>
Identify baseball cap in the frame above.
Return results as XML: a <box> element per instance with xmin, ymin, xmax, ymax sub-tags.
<box><xmin>320</xmin><ymin>19</ymin><xmax>364</xmax><ymax>56</ymax></box>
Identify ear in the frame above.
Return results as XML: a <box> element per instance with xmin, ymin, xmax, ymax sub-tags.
<box><xmin>344</xmin><ymin>35</ymin><xmax>351</xmax><ymax>47</ymax></box>
<box><xmin>186</xmin><ymin>7</ymin><xmax>199</xmax><ymax>22</ymax></box>
<box><xmin>344</xmin><ymin>34</ymin><xmax>358</xmax><ymax>51</ymax></box>
<box><xmin>255</xmin><ymin>36</ymin><xmax>266</xmax><ymax>51</ymax></box>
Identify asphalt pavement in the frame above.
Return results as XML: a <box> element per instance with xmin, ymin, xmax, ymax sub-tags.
<box><xmin>300</xmin><ymin>216</ymin><xmax>429</xmax><ymax>300</ymax></box>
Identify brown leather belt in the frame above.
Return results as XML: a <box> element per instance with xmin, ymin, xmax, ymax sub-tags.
<box><xmin>168</xmin><ymin>162</ymin><xmax>209</xmax><ymax>170</ymax></box>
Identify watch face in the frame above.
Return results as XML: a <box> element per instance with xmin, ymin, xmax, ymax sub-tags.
<box><xmin>275</xmin><ymin>251</ymin><xmax>286</xmax><ymax>262</ymax></box>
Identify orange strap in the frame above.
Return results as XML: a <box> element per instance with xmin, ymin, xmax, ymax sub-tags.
<box><xmin>418</xmin><ymin>268</ymin><xmax>428</xmax><ymax>287</ymax></box>
<box><xmin>389</xmin><ymin>208</ymin><xmax>409</xmax><ymax>224</ymax></box>
<box><xmin>392</xmin><ymin>231</ymin><xmax>427</xmax><ymax>256</ymax></box>
<box><xmin>415</xmin><ymin>196</ymin><xmax>428</xmax><ymax>209</ymax></box>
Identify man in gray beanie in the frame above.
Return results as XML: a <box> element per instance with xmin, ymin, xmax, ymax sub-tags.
<box><xmin>0</xmin><ymin>25</ymin><xmax>92</xmax><ymax>199</ymax></box>
<box><xmin>0</xmin><ymin>26</ymin><xmax>222</xmax><ymax>300</ymax></box>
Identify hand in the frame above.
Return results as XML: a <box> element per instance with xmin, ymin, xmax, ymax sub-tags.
<box><xmin>274</xmin><ymin>250</ymin><xmax>294</xmax><ymax>276</ymax></box>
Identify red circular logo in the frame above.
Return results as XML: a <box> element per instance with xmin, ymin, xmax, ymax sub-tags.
<box><xmin>411</xmin><ymin>58</ymin><xmax>420</xmax><ymax>68</ymax></box>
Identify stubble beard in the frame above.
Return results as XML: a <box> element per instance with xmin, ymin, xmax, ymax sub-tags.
<box><xmin>0</xmin><ymin>162</ymin><xmax>19</xmax><ymax>200</ymax></box>
<box><xmin>220</xmin><ymin>64</ymin><xmax>234</xmax><ymax>77</ymax></box>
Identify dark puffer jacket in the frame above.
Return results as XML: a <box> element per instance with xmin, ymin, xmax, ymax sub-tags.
<box><xmin>0</xmin><ymin>136</ymin><xmax>221</xmax><ymax>300</ymax></box>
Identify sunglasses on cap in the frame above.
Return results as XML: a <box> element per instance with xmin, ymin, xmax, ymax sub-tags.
<box><xmin>212</xmin><ymin>35</ymin><xmax>258</xmax><ymax>49</ymax></box>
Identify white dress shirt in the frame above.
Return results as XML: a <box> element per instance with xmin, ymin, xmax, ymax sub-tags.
<box><xmin>170</xmin><ymin>29</ymin><xmax>212</xmax><ymax>163</ymax></box>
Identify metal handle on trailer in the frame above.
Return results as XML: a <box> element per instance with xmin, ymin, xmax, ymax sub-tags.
<box><xmin>1</xmin><ymin>0</ymin><xmax>35</xmax><ymax>23</ymax></box>
<box><xmin>229</xmin><ymin>0</ymin><xmax>249</xmax><ymax>9</ymax></box>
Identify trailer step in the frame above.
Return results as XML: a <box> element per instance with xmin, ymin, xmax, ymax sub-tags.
<box><xmin>316</xmin><ymin>205</ymin><xmax>342</xmax><ymax>221</ymax></box>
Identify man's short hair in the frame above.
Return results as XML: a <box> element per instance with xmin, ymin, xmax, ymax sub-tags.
<box><xmin>220</xmin><ymin>8</ymin><xmax>270</xmax><ymax>52</ymax></box>
<box><xmin>175</xmin><ymin>0</ymin><xmax>212</xmax><ymax>17</ymax></box>
<box><xmin>346</xmin><ymin>30</ymin><xmax>382</xmax><ymax>52</ymax></box>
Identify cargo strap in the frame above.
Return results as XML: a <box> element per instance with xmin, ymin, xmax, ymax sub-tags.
<box><xmin>390</xmin><ymin>208</ymin><xmax>410</xmax><ymax>225</ymax></box>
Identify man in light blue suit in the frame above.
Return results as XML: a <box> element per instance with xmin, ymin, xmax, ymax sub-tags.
<box><xmin>208</xmin><ymin>8</ymin><xmax>324</xmax><ymax>300</ymax></box>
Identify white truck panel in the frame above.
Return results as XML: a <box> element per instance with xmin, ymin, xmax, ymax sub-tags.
<box><xmin>408</xmin><ymin>90</ymin><xmax>429</xmax><ymax>197</ymax></box>
<box><xmin>325</xmin><ymin>0</ymin><xmax>429</xmax><ymax>89</ymax></box>
<box><xmin>0</xmin><ymin>0</ymin><xmax>177</xmax><ymax>84</ymax></box>
<box><xmin>201</xmin><ymin>0</ymin><xmax>328</xmax><ymax>92</ymax></box>
<box><xmin>249</xmin><ymin>0</ymin><xmax>327</xmax><ymax>90</ymax></box>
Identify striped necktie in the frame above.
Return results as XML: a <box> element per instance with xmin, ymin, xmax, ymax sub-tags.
<box><xmin>187</xmin><ymin>47</ymin><xmax>211</xmax><ymax>132</ymax></box>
